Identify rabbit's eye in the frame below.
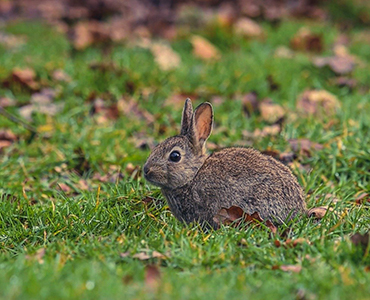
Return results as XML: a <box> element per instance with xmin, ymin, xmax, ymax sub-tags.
<box><xmin>169</xmin><ymin>151</ymin><xmax>181</xmax><ymax>162</ymax></box>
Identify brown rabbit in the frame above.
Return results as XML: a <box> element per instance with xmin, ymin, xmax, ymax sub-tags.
<box><xmin>143</xmin><ymin>99</ymin><xmax>306</xmax><ymax>228</ymax></box>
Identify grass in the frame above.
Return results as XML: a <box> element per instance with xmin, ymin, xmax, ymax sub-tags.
<box><xmin>0</xmin><ymin>16</ymin><xmax>370</xmax><ymax>300</ymax></box>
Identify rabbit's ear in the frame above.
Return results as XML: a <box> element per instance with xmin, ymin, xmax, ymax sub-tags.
<box><xmin>191</xmin><ymin>102</ymin><xmax>213</xmax><ymax>148</ymax></box>
<box><xmin>181</xmin><ymin>98</ymin><xmax>193</xmax><ymax>135</ymax></box>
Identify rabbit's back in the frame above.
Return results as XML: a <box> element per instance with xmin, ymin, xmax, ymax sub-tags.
<box><xmin>191</xmin><ymin>147</ymin><xmax>306</xmax><ymax>225</ymax></box>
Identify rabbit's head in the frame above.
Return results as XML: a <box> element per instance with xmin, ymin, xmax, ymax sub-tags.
<box><xmin>143</xmin><ymin>99</ymin><xmax>213</xmax><ymax>189</ymax></box>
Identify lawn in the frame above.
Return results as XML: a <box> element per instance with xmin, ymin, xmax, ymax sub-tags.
<box><xmin>0</xmin><ymin>6</ymin><xmax>370</xmax><ymax>300</ymax></box>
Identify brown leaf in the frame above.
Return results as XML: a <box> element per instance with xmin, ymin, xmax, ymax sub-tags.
<box><xmin>25</xmin><ymin>248</ymin><xmax>45</xmax><ymax>264</ymax></box>
<box><xmin>213</xmin><ymin>206</ymin><xmax>277</xmax><ymax>233</ymax></box>
<box><xmin>70</xmin><ymin>21</ymin><xmax>110</xmax><ymax>50</ymax></box>
<box><xmin>165</xmin><ymin>93</ymin><xmax>197</xmax><ymax>110</ymax></box>
<box><xmin>307</xmin><ymin>206</ymin><xmax>331</xmax><ymax>219</ymax></box>
<box><xmin>0</xmin><ymin>97</ymin><xmax>16</xmax><ymax>107</ymax></box>
<box><xmin>19</xmin><ymin>88</ymin><xmax>63</xmax><ymax>121</ymax></box>
<box><xmin>297</xmin><ymin>89</ymin><xmax>340</xmax><ymax>116</ymax></box>
<box><xmin>5</xmin><ymin>67</ymin><xmax>40</xmax><ymax>91</ymax></box>
<box><xmin>313</xmin><ymin>46</ymin><xmax>356</xmax><ymax>75</ymax></box>
<box><xmin>52</xmin><ymin>69</ymin><xmax>71</xmax><ymax>82</ymax></box>
<box><xmin>234</xmin><ymin>18</ymin><xmax>264</xmax><ymax>38</ymax></box>
<box><xmin>279</xmin><ymin>264</ymin><xmax>302</xmax><ymax>273</ymax></box>
<box><xmin>259</xmin><ymin>98</ymin><xmax>285</xmax><ymax>124</ymax></box>
<box><xmin>253</xmin><ymin>124</ymin><xmax>281</xmax><ymax>138</ymax></box>
<box><xmin>132</xmin><ymin>251</ymin><xmax>167</xmax><ymax>260</ymax></box>
<box><xmin>117</xmin><ymin>98</ymin><xmax>155</xmax><ymax>124</ymax></box>
<box><xmin>355</xmin><ymin>192</ymin><xmax>370</xmax><ymax>205</ymax></box>
<box><xmin>284</xmin><ymin>238</ymin><xmax>310</xmax><ymax>248</ymax></box>
<box><xmin>145</xmin><ymin>265</ymin><xmax>161</xmax><ymax>290</ymax></box>
<box><xmin>0</xmin><ymin>129</ymin><xmax>17</xmax><ymax>150</ymax></box>
<box><xmin>241</xmin><ymin>92</ymin><xmax>259</xmax><ymax>117</ymax></box>
<box><xmin>288</xmin><ymin>138</ymin><xmax>323</xmax><ymax>157</ymax></box>
<box><xmin>190</xmin><ymin>35</ymin><xmax>221</xmax><ymax>61</ymax></box>
<box><xmin>213</xmin><ymin>206</ymin><xmax>244</xmax><ymax>225</ymax></box>
<box><xmin>274</xmin><ymin>46</ymin><xmax>295</xmax><ymax>59</ymax></box>
<box><xmin>350</xmin><ymin>233</ymin><xmax>369</xmax><ymax>249</ymax></box>
<box><xmin>150</xmin><ymin>43</ymin><xmax>181</xmax><ymax>71</ymax></box>
<box><xmin>142</xmin><ymin>196</ymin><xmax>155</xmax><ymax>204</ymax></box>
<box><xmin>57</xmin><ymin>183</ymin><xmax>72</xmax><ymax>193</ymax></box>
<box><xmin>290</xmin><ymin>28</ymin><xmax>323</xmax><ymax>53</ymax></box>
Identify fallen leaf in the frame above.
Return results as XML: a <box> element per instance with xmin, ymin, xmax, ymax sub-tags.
<box><xmin>0</xmin><ymin>97</ymin><xmax>16</xmax><ymax>107</ymax></box>
<box><xmin>253</xmin><ymin>124</ymin><xmax>281</xmax><ymax>138</ymax></box>
<box><xmin>70</xmin><ymin>21</ymin><xmax>110</xmax><ymax>50</ymax></box>
<box><xmin>234</xmin><ymin>18</ymin><xmax>264</xmax><ymax>38</ymax></box>
<box><xmin>117</xmin><ymin>98</ymin><xmax>154</xmax><ymax>124</ymax></box>
<box><xmin>297</xmin><ymin>89</ymin><xmax>340</xmax><ymax>116</ymax></box>
<box><xmin>284</xmin><ymin>238</ymin><xmax>310</xmax><ymax>248</ymax></box>
<box><xmin>4</xmin><ymin>67</ymin><xmax>40</xmax><ymax>91</ymax></box>
<box><xmin>288</xmin><ymin>138</ymin><xmax>323</xmax><ymax>157</ymax></box>
<box><xmin>52</xmin><ymin>69</ymin><xmax>71</xmax><ymax>82</ymax></box>
<box><xmin>350</xmin><ymin>232</ymin><xmax>369</xmax><ymax>249</ymax></box>
<box><xmin>165</xmin><ymin>93</ymin><xmax>197</xmax><ymax>110</ymax></box>
<box><xmin>57</xmin><ymin>183</ymin><xmax>72</xmax><ymax>193</ymax></box>
<box><xmin>213</xmin><ymin>206</ymin><xmax>277</xmax><ymax>233</ymax></box>
<box><xmin>313</xmin><ymin>45</ymin><xmax>356</xmax><ymax>75</ymax></box>
<box><xmin>145</xmin><ymin>265</ymin><xmax>161</xmax><ymax>290</ymax></box>
<box><xmin>190</xmin><ymin>35</ymin><xmax>221</xmax><ymax>61</ymax></box>
<box><xmin>259</xmin><ymin>98</ymin><xmax>285</xmax><ymax>124</ymax></box>
<box><xmin>279</xmin><ymin>264</ymin><xmax>302</xmax><ymax>273</ymax></box>
<box><xmin>0</xmin><ymin>129</ymin><xmax>17</xmax><ymax>150</ymax></box>
<box><xmin>132</xmin><ymin>251</ymin><xmax>167</xmax><ymax>260</ymax></box>
<box><xmin>307</xmin><ymin>206</ymin><xmax>332</xmax><ymax>219</ymax></box>
<box><xmin>241</xmin><ymin>92</ymin><xmax>259</xmax><ymax>117</ymax></box>
<box><xmin>355</xmin><ymin>192</ymin><xmax>370</xmax><ymax>205</ymax></box>
<box><xmin>290</xmin><ymin>27</ymin><xmax>323</xmax><ymax>53</ymax></box>
<box><xmin>25</xmin><ymin>248</ymin><xmax>45</xmax><ymax>264</ymax></box>
<box><xmin>150</xmin><ymin>42</ymin><xmax>181</xmax><ymax>71</ymax></box>
<box><xmin>274</xmin><ymin>46</ymin><xmax>295</xmax><ymax>59</ymax></box>
<box><xmin>0</xmin><ymin>31</ymin><xmax>26</xmax><ymax>49</ymax></box>
<box><xmin>19</xmin><ymin>88</ymin><xmax>62</xmax><ymax>121</ymax></box>
<box><xmin>330</xmin><ymin>77</ymin><xmax>357</xmax><ymax>89</ymax></box>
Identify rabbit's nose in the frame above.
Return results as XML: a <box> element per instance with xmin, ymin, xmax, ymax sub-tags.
<box><xmin>143</xmin><ymin>164</ymin><xmax>150</xmax><ymax>175</ymax></box>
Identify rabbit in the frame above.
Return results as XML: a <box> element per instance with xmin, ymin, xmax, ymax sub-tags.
<box><xmin>143</xmin><ymin>99</ymin><xmax>306</xmax><ymax>229</ymax></box>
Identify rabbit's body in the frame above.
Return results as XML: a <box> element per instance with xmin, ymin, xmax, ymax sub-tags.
<box><xmin>144</xmin><ymin>99</ymin><xmax>306</xmax><ymax>228</ymax></box>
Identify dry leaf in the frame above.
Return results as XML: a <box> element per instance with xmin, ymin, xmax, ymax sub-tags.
<box><xmin>132</xmin><ymin>251</ymin><xmax>167</xmax><ymax>260</ymax></box>
<box><xmin>241</xmin><ymin>92</ymin><xmax>259</xmax><ymax>117</ymax></box>
<box><xmin>313</xmin><ymin>46</ymin><xmax>356</xmax><ymax>75</ymax></box>
<box><xmin>288</xmin><ymin>138</ymin><xmax>323</xmax><ymax>157</ymax></box>
<box><xmin>190</xmin><ymin>35</ymin><xmax>221</xmax><ymax>61</ymax></box>
<box><xmin>71</xmin><ymin>21</ymin><xmax>110</xmax><ymax>50</ymax></box>
<box><xmin>259</xmin><ymin>98</ymin><xmax>285</xmax><ymax>123</ymax></box>
<box><xmin>253</xmin><ymin>124</ymin><xmax>281</xmax><ymax>138</ymax></box>
<box><xmin>6</xmin><ymin>67</ymin><xmax>40</xmax><ymax>91</ymax></box>
<box><xmin>25</xmin><ymin>248</ymin><xmax>45</xmax><ymax>264</ymax></box>
<box><xmin>213</xmin><ymin>206</ymin><xmax>277</xmax><ymax>233</ymax></box>
<box><xmin>297</xmin><ymin>90</ymin><xmax>340</xmax><ymax>116</ymax></box>
<box><xmin>290</xmin><ymin>27</ymin><xmax>323</xmax><ymax>53</ymax></box>
<box><xmin>117</xmin><ymin>98</ymin><xmax>155</xmax><ymax>124</ymax></box>
<box><xmin>57</xmin><ymin>183</ymin><xmax>72</xmax><ymax>193</ymax></box>
<box><xmin>307</xmin><ymin>206</ymin><xmax>332</xmax><ymax>219</ymax></box>
<box><xmin>150</xmin><ymin>43</ymin><xmax>181</xmax><ymax>71</ymax></box>
<box><xmin>234</xmin><ymin>18</ymin><xmax>264</xmax><ymax>38</ymax></box>
<box><xmin>279</xmin><ymin>264</ymin><xmax>302</xmax><ymax>273</ymax></box>
<box><xmin>52</xmin><ymin>69</ymin><xmax>71</xmax><ymax>82</ymax></box>
<box><xmin>350</xmin><ymin>233</ymin><xmax>369</xmax><ymax>249</ymax></box>
<box><xmin>145</xmin><ymin>265</ymin><xmax>161</xmax><ymax>290</ymax></box>
<box><xmin>355</xmin><ymin>192</ymin><xmax>370</xmax><ymax>205</ymax></box>
<box><xmin>0</xmin><ymin>129</ymin><xmax>17</xmax><ymax>150</ymax></box>
<box><xmin>0</xmin><ymin>97</ymin><xmax>16</xmax><ymax>107</ymax></box>
<box><xmin>274</xmin><ymin>46</ymin><xmax>295</xmax><ymax>59</ymax></box>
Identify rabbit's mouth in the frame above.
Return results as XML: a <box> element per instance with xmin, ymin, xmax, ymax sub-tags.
<box><xmin>143</xmin><ymin>165</ymin><xmax>166</xmax><ymax>188</ymax></box>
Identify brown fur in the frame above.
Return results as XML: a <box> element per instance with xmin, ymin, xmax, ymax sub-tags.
<box><xmin>143</xmin><ymin>99</ymin><xmax>306</xmax><ymax>228</ymax></box>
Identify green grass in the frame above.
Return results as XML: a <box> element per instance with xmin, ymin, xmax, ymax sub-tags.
<box><xmin>0</xmin><ymin>18</ymin><xmax>369</xmax><ymax>300</ymax></box>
